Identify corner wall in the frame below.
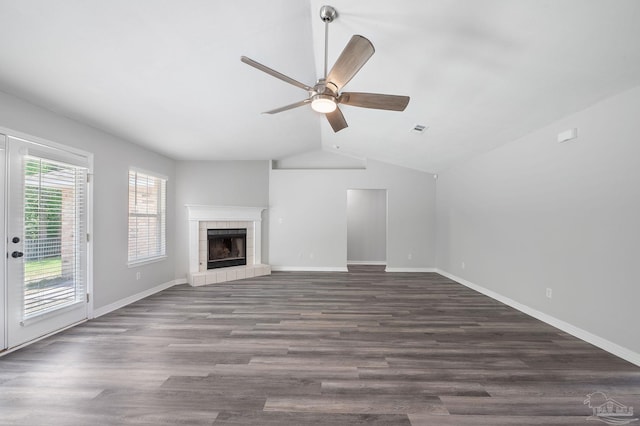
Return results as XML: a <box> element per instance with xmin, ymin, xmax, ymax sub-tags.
<box><xmin>174</xmin><ymin>160</ymin><xmax>270</xmax><ymax>279</ymax></box>
<box><xmin>269</xmin><ymin>159</ymin><xmax>436</xmax><ymax>270</ymax></box>
<box><xmin>436</xmin><ymin>85</ymin><xmax>640</xmax><ymax>358</ymax></box>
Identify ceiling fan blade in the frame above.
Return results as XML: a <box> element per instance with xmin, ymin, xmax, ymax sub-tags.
<box><xmin>263</xmin><ymin>99</ymin><xmax>311</xmax><ymax>114</ymax></box>
<box><xmin>339</xmin><ymin>92</ymin><xmax>410</xmax><ymax>111</ymax></box>
<box><xmin>326</xmin><ymin>35</ymin><xmax>375</xmax><ymax>92</ymax></box>
<box><xmin>326</xmin><ymin>107</ymin><xmax>348</xmax><ymax>132</ymax></box>
<box><xmin>241</xmin><ymin>56</ymin><xmax>312</xmax><ymax>91</ymax></box>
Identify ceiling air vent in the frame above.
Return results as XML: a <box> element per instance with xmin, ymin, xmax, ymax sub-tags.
<box><xmin>412</xmin><ymin>124</ymin><xmax>428</xmax><ymax>133</ymax></box>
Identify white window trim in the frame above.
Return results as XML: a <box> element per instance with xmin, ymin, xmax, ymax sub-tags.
<box><xmin>127</xmin><ymin>255</ymin><xmax>168</xmax><ymax>268</ymax></box>
<box><xmin>127</xmin><ymin>169</ymin><xmax>167</xmax><ymax>265</ymax></box>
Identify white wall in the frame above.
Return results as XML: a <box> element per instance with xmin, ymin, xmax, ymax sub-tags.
<box><xmin>270</xmin><ymin>159</ymin><xmax>436</xmax><ymax>270</ymax></box>
<box><xmin>174</xmin><ymin>160</ymin><xmax>270</xmax><ymax>279</ymax></box>
<box><xmin>347</xmin><ymin>189</ymin><xmax>386</xmax><ymax>263</ymax></box>
<box><xmin>274</xmin><ymin>150</ymin><xmax>366</xmax><ymax>170</ymax></box>
<box><xmin>0</xmin><ymin>90</ymin><xmax>176</xmax><ymax>310</ymax></box>
<box><xmin>436</xmin><ymin>85</ymin><xmax>640</xmax><ymax>356</ymax></box>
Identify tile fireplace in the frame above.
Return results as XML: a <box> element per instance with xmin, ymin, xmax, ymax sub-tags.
<box><xmin>186</xmin><ymin>205</ymin><xmax>270</xmax><ymax>286</ymax></box>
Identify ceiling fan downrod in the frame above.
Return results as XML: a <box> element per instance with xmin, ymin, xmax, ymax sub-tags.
<box><xmin>319</xmin><ymin>5</ymin><xmax>337</xmax><ymax>80</ymax></box>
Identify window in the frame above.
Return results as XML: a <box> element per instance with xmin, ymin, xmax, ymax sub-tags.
<box><xmin>128</xmin><ymin>169</ymin><xmax>166</xmax><ymax>264</ymax></box>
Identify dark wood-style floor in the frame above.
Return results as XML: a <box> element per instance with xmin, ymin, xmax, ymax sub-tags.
<box><xmin>1</xmin><ymin>270</ymin><xmax>639</xmax><ymax>425</ymax></box>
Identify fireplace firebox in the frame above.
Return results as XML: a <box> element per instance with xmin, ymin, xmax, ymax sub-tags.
<box><xmin>207</xmin><ymin>228</ymin><xmax>247</xmax><ymax>269</ymax></box>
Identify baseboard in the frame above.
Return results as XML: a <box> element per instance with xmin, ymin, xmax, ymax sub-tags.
<box><xmin>385</xmin><ymin>267</ymin><xmax>437</xmax><ymax>273</ymax></box>
<box><xmin>347</xmin><ymin>260</ymin><xmax>387</xmax><ymax>265</ymax></box>
<box><xmin>436</xmin><ymin>269</ymin><xmax>640</xmax><ymax>367</ymax></box>
<box><xmin>271</xmin><ymin>266</ymin><xmax>349</xmax><ymax>272</ymax></box>
<box><xmin>92</xmin><ymin>278</ymin><xmax>187</xmax><ymax>318</ymax></box>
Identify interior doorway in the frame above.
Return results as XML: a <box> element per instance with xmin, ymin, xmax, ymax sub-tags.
<box><xmin>346</xmin><ymin>189</ymin><xmax>387</xmax><ymax>269</ymax></box>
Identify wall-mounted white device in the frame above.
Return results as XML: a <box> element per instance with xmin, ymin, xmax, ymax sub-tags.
<box><xmin>557</xmin><ymin>128</ymin><xmax>578</xmax><ymax>143</ymax></box>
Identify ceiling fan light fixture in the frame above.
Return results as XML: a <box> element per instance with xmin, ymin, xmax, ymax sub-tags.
<box><xmin>311</xmin><ymin>94</ymin><xmax>337</xmax><ymax>113</ymax></box>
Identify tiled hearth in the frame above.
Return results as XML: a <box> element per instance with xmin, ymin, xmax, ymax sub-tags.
<box><xmin>186</xmin><ymin>205</ymin><xmax>270</xmax><ymax>286</ymax></box>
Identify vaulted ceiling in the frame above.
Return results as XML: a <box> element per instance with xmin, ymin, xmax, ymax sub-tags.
<box><xmin>0</xmin><ymin>0</ymin><xmax>639</xmax><ymax>172</ymax></box>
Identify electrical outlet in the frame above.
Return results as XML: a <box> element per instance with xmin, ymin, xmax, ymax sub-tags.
<box><xmin>136</xmin><ymin>272</ymin><xmax>141</xmax><ymax>280</ymax></box>
<box><xmin>546</xmin><ymin>288</ymin><xmax>552</xmax><ymax>299</ymax></box>
<box><xmin>461</xmin><ymin>262</ymin><xmax>466</xmax><ymax>270</ymax></box>
<box><xmin>309</xmin><ymin>253</ymin><xmax>314</xmax><ymax>259</ymax></box>
<box><xmin>408</xmin><ymin>253</ymin><xmax>412</xmax><ymax>260</ymax></box>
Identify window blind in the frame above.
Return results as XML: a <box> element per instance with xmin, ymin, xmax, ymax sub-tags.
<box><xmin>23</xmin><ymin>156</ymin><xmax>87</xmax><ymax>319</ymax></box>
<box><xmin>128</xmin><ymin>170</ymin><xmax>167</xmax><ymax>264</ymax></box>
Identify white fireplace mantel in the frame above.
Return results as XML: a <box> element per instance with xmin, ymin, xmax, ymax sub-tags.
<box><xmin>186</xmin><ymin>205</ymin><xmax>266</xmax><ymax>276</ymax></box>
<box><xmin>186</xmin><ymin>205</ymin><xmax>266</xmax><ymax>223</ymax></box>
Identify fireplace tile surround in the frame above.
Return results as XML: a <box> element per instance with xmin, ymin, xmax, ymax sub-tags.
<box><xmin>186</xmin><ymin>205</ymin><xmax>270</xmax><ymax>286</ymax></box>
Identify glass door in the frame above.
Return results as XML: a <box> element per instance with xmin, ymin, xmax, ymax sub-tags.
<box><xmin>5</xmin><ymin>135</ymin><xmax>88</xmax><ymax>349</ymax></box>
<box><xmin>0</xmin><ymin>134</ymin><xmax>6</xmax><ymax>351</ymax></box>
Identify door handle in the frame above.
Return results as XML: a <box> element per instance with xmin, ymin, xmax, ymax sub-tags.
<box><xmin>11</xmin><ymin>251</ymin><xmax>24</xmax><ymax>258</ymax></box>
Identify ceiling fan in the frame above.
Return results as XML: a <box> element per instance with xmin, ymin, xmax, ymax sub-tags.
<box><xmin>240</xmin><ymin>5</ymin><xmax>410</xmax><ymax>132</ymax></box>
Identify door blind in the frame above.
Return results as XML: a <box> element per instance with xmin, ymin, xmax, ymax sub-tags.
<box><xmin>23</xmin><ymin>156</ymin><xmax>87</xmax><ymax>319</ymax></box>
